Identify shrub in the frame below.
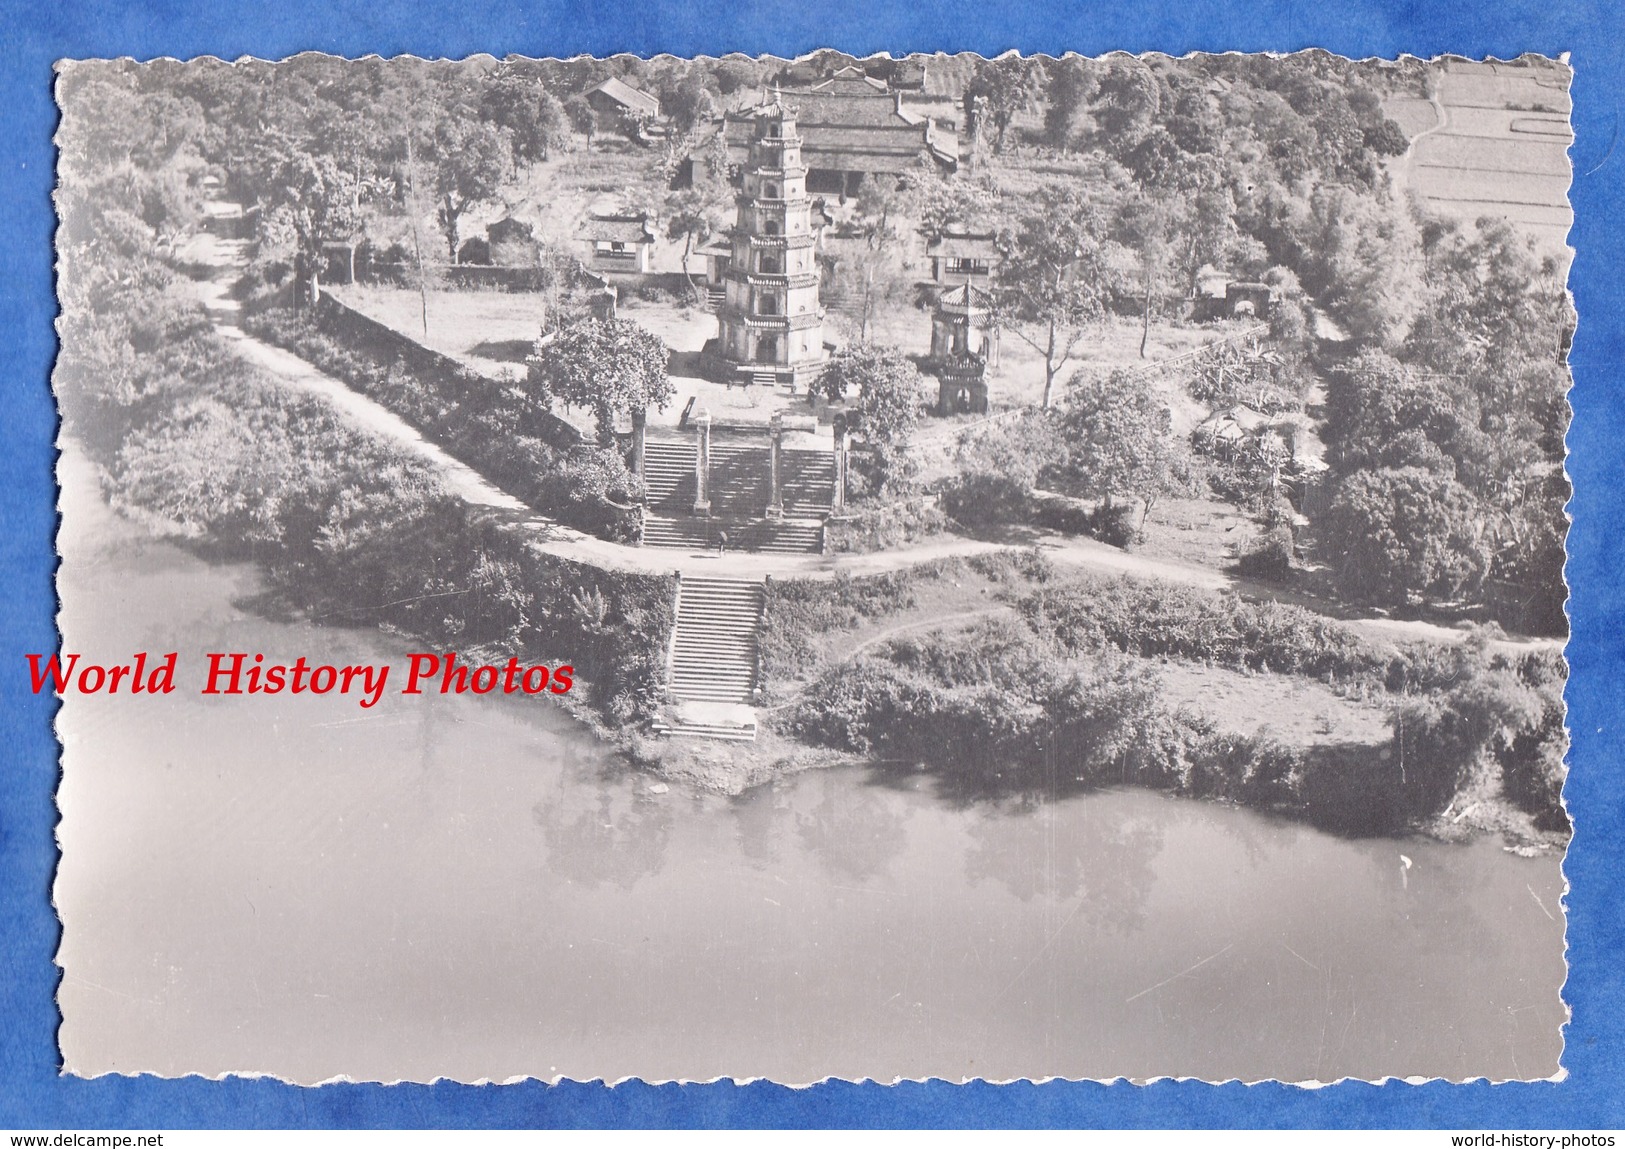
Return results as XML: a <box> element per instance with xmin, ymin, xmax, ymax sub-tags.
<box><xmin>939</xmin><ymin>471</ymin><xmax>1029</xmax><ymax>529</ymax></box>
<box><xmin>243</xmin><ymin>306</ymin><xmax>640</xmax><ymax>541</ymax></box>
<box><xmin>1237</xmin><ymin>525</ymin><xmax>1294</xmax><ymax>581</ymax></box>
<box><xmin>1021</xmin><ymin>572</ymin><xmax>1469</xmax><ymax>691</ymax></box>
<box><xmin>1495</xmin><ymin>699</ymin><xmax>1568</xmax><ymax>826</ymax></box>
<box><xmin>758</xmin><ymin>570</ymin><xmax>922</xmax><ymax>681</ymax></box>
<box><xmin>1087</xmin><ymin>502</ymin><xmax>1139</xmax><ymax>548</ymax></box>
<box><xmin>825</xmin><ymin>498</ymin><xmax>950</xmax><ymax>554</ymax></box>
<box><xmin>100</xmin><ymin>309</ymin><xmax>673</xmax><ymax>727</ymax></box>
<box><xmin>1320</xmin><ymin>466</ymin><xmax>1492</xmax><ymax>608</ymax></box>
<box><xmin>1029</xmin><ymin>491</ymin><xmax>1093</xmax><ymax>535</ymax></box>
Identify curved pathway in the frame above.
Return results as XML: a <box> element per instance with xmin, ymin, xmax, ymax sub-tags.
<box><xmin>183</xmin><ymin>207</ymin><xmax>527</xmax><ymax>513</ymax></box>
<box><xmin>179</xmin><ymin>202</ymin><xmax>1559</xmax><ymax>656</ymax></box>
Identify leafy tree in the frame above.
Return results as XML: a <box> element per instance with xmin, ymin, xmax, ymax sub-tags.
<box><xmin>1323</xmin><ymin>352</ymin><xmax>1470</xmax><ymax>475</ymax></box>
<box><xmin>1056</xmin><ymin>368</ymin><xmax>1194</xmax><ymax>531</ymax></box>
<box><xmin>964</xmin><ymin>55</ymin><xmax>1045</xmax><ymax>154</ymax></box>
<box><xmin>827</xmin><ymin>178</ymin><xmax>908</xmax><ymax>344</ymax></box>
<box><xmin>712</xmin><ymin>57</ymin><xmax>761</xmax><ymax>97</ymax></box>
<box><xmin>663</xmin><ymin>134</ymin><xmax>729</xmax><ymax>295</ymax></box>
<box><xmin>664</xmin><ymin>189</ymin><xmax>714</xmax><ymax>296</ymax></box>
<box><xmin>814</xmin><ymin>346</ymin><xmax>927</xmax><ymax>496</ymax></box>
<box><xmin>1172</xmin><ymin>184</ymin><xmax>1236</xmax><ymax>297</ymax></box>
<box><xmin>1088</xmin><ymin>56</ymin><xmax>1162</xmax><ymax>152</ymax></box>
<box><xmin>56</xmin><ymin>73</ymin><xmax>206</xmax><ymax>173</ymax></box>
<box><xmin>1363</xmin><ymin>117</ymin><xmax>1411</xmax><ymax>156</ymax></box>
<box><xmin>421</xmin><ymin>113</ymin><xmax>512</xmax><ymax>262</ymax></box>
<box><xmin>658</xmin><ymin>71</ymin><xmax>719</xmax><ymax>140</ymax></box>
<box><xmin>1292</xmin><ymin>183</ymin><xmax>1425</xmax><ymax>347</ymax></box>
<box><xmin>1405</xmin><ymin>215</ymin><xmax>1570</xmax><ymax>383</ymax></box>
<box><xmin>1320</xmin><ymin>466</ymin><xmax>1491</xmax><ymax>607</ymax></box>
<box><xmin>904</xmin><ymin>163</ymin><xmax>999</xmax><ymax>236</ymax></box>
<box><xmin>1042</xmin><ymin>55</ymin><xmax>1099</xmax><ymax>148</ymax></box>
<box><xmin>1115</xmin><ymin>187</ymin><xmax>1179</xmax><ymax>359</ymax></box>
<box><xmin>998</xmin><ymin>182</ymin><xmax>1114</xmax><ymax>408</ymax></box>
<box><xmin>563</xmin><ymin>92</ymin><xmax>597</xmax><ymax>151</ymax></box>
<box><xmin>482</xmin><ymin>74</ymin><xmax>569</xmax><ymax>166</ymax></box>
<box><xmin>253</xmin><ymin>137</ymin><xmax>378</xmax><ymax>306</ymax></box>
<box><xmin>526</xmin><ymin>318</ymin><xmax>674</xmax><ymax>443</ymax></box>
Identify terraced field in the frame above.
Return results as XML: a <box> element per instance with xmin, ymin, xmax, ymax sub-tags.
<box><xmin>1387</xmin><ymin>57</ymin><xmax>1573</xmax><ymax>253</ymax></box>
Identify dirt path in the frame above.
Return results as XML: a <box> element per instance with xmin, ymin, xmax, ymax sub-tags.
<box><xmin>181</xmin><ymin>207</ymin><xmax>529</xmax><ymax>514</ymax></box>
<box><xmin>1395</xmin><ymin>86</ymin><xmax>1452</xmax><ymax>201</ymax></box>
<box><xmin>843</xmin><ymin>605</ymin><xmax>1014</xmax><ymax>660</ymax></box>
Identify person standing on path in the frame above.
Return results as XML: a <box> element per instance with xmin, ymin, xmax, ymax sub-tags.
<box><xmin>717</xmin><ymin>529</ymin><xmax>729</xmax><ymax>556</ymax></box>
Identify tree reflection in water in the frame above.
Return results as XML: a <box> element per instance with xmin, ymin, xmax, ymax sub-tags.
<box><xmin>963</xmin><ymin>795</ymin><xmax>1164</xmax><ymax>935</ymax></box>
<box><xmin>795</xmin><ymin>771</ymin><xmax>912</xmax><ymax>883</ymax></box>
<box><xmin>729</xmin><ymin>781</ymin><xmax>794</xmax><ymax>869</ymax></box>
<box><xmin>532</xmin><ymin>781</ymin><xmax>673</xmax><ymax>891</ymax></box>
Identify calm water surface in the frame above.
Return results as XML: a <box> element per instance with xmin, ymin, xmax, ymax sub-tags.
<box><xmin>54</xmin><ymin>449</ymin><xmax>1566</xmax><ymax>1084</ymax></box>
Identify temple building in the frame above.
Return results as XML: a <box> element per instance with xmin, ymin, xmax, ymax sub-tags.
<box><xmin>581</xmin><ymin>212</ymin><xmax>657</xmax><ymax>274</ymax></box>
<box><xmin>585</xmin><ymin>76</ymin><xmax>661</xmax><ymax>122</ymax></box>
<box><xmin>718</xmin><ymin>66</ymin><xmax>959</xmax><ymax>197</ymax></box>
<box><xmin>713</xmin><ymin>95</ymin><xmax>828</xmax><ymax>390</ymax></box>
<box><xmin>922</xmin><ymin>223</ymin><xmax>1001</xmax><ymax>287</ymax></box>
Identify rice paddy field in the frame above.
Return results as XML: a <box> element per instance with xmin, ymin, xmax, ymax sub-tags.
<box><xmin>1385</xmin><ymin>56</ymin><xmax>1572</xmax><ymax>254</ymax></box>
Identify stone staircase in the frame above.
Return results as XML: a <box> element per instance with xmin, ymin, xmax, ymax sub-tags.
<box><xmin>781</xmin><ymin>450</ymin><xmax>837</xmax><ymax>518</ymax></box>
<box><xmin>641</xmin><ymin>514</ymin><xmax>823</xmax><ymax>554</ymax></box>
<box><xmin>665</xmin><ymin>576</ymin><xmax>764</xmax><ymax>712</ymax></box>
<box><xmin>643</xmin><ymin>439</ymin><xmax>698</xmax><ymax>514</ymax></box>
<box><xmin>637</xmin><ymin>437</ymin><xmax>833</xmax><ymax>555</ymax></box>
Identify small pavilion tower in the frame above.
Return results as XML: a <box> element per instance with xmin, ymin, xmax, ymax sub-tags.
<box><xmin>928</xmin><ymin>282</ymin><xmax>997</xmax><ymax>414</ymax></box>
<box><xmin>717</xmin><ymin>93</ymin><xmax>827</xmax><ymax>390</ymax></box>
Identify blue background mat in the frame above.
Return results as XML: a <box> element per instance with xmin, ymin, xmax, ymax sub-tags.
<box><xmin>1</xmin><ymin>0</ymin><xmax>1619</xmax><ymax>1128</ymax></box>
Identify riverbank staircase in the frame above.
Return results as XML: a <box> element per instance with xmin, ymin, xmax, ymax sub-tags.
<box><xmin>640</xmin><ymin>437</ymin><xmax>833</xmax><ymax>555</ymax></box>
<box><xmin>652</xmin><ymin>575</ymin><xmax>765</xmax><ymax>741</ymax></box>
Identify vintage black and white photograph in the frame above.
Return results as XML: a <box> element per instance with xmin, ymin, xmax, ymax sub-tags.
<box><xmin>51</xmin><ymin>48</ymin><xmax>1572</xmax><ymax>1085</ymax></box>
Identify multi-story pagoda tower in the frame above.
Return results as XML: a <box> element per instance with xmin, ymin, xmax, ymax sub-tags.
<box><xmin>716</xmin><ymin>94</ymin><xmax>826</xmax><ymax>390</ymax></box>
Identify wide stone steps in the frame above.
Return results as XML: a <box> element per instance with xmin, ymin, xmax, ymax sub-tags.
<box><xmin>667</xmin><ymin>577</ymin><xmax>764</xmax><ymax>708</ymax></box>
<box><xmin>640</xmin><ymin>437</ymin><xmax>831</xmax><ymax>552</ymax></box>
<box><xmin>651</xmin><ymin>716</ymin><xmax>757</xmax><ymax>741</ymax></box>
<box><xmin>642</xmin><ymin>516</ymin><xmax>715</xmax><ymax>550</ymax></box>
<box><xmin>644</xmin><ymin>443</ymin><xmax>834</xmax><ymax>513</ymax></box>
<box><xmin>642</xmin><ymin>442</ymin><xmax>697</xmax><ymax>512</ymax></box>
<box><xmin>642</xmin><ymin>514</ymin><xmax>823</xmax><ymax>554</ymax></box>
<box><xmin>708</xmin><ymin>445</ymin><xmax>772</xmax><ymax>516</ymax></box>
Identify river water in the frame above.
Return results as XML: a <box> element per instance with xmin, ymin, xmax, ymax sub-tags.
<box><xmin>53</xmin><ymin>448</ymin><xmax>1566</xmax><ymax>1085</ymax></box>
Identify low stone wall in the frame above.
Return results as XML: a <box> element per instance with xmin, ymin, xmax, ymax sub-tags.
<box><xmin>313</xmin><ymin>293</ymin><xmax>584</xmax><ymax>451</ymax></box>
<box><xmin>354</xmin><ymin>263</ymin><xmax>564</xmax><ymax>293</ymax></box>
<box><xmin>355</xmin><ymin>262</ymin><xmax>697</xmax><ymax>298</ymax></box>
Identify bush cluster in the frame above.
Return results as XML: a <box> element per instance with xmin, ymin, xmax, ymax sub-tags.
<box><xmin>244</xmin><ymin>306</ymin><xmax>642</xmax><ymax>542</ymax></box>
<box><xmin>823</xmin><ymin>498</ymin><xmax>951</xmax><ymax>555</ymax></box>
<box><xmin>785</xmin><ymin>620</ymin><xmax>1460</xmax><ymax>831</ymax></box>
<box><xmin>1024</xmin><ymin>574</ymin><xmax>1437</xmax><ymax>689</ymax></box>
<box><xmin>63</xmin><ymin>234</ymin><xmax>674</xmax><ymax>728</ymax></box>
<box><xmin>789</xmin><ymin>601</ymin><xmax>1565</xmax><ymax>834</ymax></box>
<box><xmin>1237</xmin><ymin>526</ymin><xmax>1295</xmax><ymax>581</ymax></box>
<box><xmin>937</xmin><ymin>473</ymin><xmax>1142</xmax><ymax>549</ymax></box>
<box><xmin>758</xmin><ymin>570</ymin><xmax>923</xmax><ymax>681</ymax></box>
